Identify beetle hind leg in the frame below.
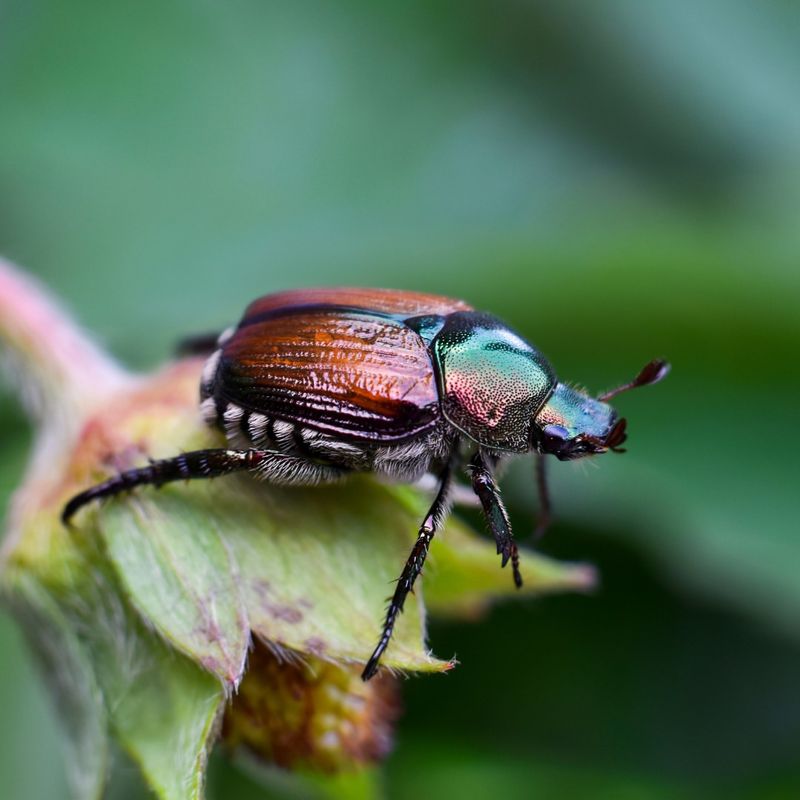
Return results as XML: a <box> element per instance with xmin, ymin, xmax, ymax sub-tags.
<box><xmin>62</xmin><ymin>448</ymin><xmax>344</xmax><ymax>525</ymax></box>
<box><xmin>362</xmin><ymin>460</ymin><xmax>454</xmax><ymax>681</ymax></box>
<box><xmin>468</xmin><ymin>450</ymin><xmax>523</xmax><ymax>589</ymax></box>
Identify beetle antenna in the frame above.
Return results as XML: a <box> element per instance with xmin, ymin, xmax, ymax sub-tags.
<box><xmin>598</xmin><ymin>359</ymin><xmax>670</xmax><ymax>402</ymax></box>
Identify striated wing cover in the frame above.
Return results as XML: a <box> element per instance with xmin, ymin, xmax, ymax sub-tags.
<box><xmin>218</xmin><ymin>308</ymin><xmax>442</xmax><ymax>441</ymax></box>
<box><xmin>242</xmin><ymin>287</ymin><xmax>472</xmax><ymax>322</ymax></box>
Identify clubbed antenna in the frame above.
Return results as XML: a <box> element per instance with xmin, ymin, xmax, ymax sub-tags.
<box><xmin>598</xmin><ymin>359</ymin><xmax>670</xmax><ymax>402</ymax></box>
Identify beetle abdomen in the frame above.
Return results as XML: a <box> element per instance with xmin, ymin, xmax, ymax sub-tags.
<box><xmin>204</xmin><ymin>397</ymin><xmax>369</xmax><ymax>461</ymax></box>
<box><xmin>201</xmin><ymin>392</ymin><xmax>448</xmax><ymax>483</ymax></box>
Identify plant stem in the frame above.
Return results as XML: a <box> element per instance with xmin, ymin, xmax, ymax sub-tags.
<box><xmin>0</xmin><ymin>257</ymin><xmax>130</xmax><ymax>434</ymax></box>
<box><xmin>0</xmin><ymin>257</ymin><xmax>133</xmax><ymax>558</ymax></box>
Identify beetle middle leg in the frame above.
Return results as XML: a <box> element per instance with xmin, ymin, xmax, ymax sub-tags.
<box><xmin>62</xmin><ymin>448</ymin><xmax>344</xmax><ymax>525</ymax></box>
<box><xmin>362</xmin><ymin>459</ymin><xmax>454</xmax><ymax>681</ymax></box>
<box><xmin>468</xmin><ymin>450</ymin><xmax>523</xmax><ymax>589</ymax></box>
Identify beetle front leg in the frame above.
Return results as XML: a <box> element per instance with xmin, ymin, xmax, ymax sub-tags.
<box><xmin>533</xmin><ymin>453</ymin><xmax>552</xmax><ymax>541</ymax></box>
<box><xmin>61</xmin><ymin>448</ymin><xmax>338</xmax><ymax>525</ymax></box>
<box><xmin>468</xmin><ymin>450</ymin><xmax>523</xmax><ymax>589</ymax></box>
<box><xmin>362</xmin><ymin>460</ymin><xmax>454</xmax><ymax>681</ymax></box>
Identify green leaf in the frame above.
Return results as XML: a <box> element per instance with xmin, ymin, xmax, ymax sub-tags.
<box><xmin>5</xmin><ymin>543</ymin><xmax>225</xmax><ymax>800</ymax></box>
<box><xmin>104</xmin><ymin>622</ymin><xmax>224</xmax><ymax>800</ymax></box>
<box><xmin>65</xmin><ymin>557</ymin><xmax>225</xmax><ymax>800</ymax></box>
<box><xmin>422</xmin><ymin>511</ymin><xmax>596</xmax><ymax>618</ymax></box>
<box><xmin>210</xmin><ymin>476</ymin><xmax>444</xmax><ymax>673</ymax></box>
<box><xmin>101</xmin><ymin>492</ymin><xmax>250</xmax><ymax>688</ymax></box>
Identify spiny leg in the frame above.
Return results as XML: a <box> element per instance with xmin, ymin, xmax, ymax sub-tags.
<box><xmin>61</xmin><ymin>448</ymin><xmax>334</xmax><ymax>525</ymax></box>
<box><xmin>469</xmin><ymin>450</ymin><xmax>523</xmax><ymax>589</ymax></box>
<box><xmin>362</xmin><ymin>460</ymin><xmax>454</xmax><ymax>681</ymax></box>
<box><xmin>533</xmin><ymin>453</ymin><xmax>552</xmax><ymax>541</ymax></box>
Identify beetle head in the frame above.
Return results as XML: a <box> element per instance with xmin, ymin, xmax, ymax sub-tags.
<box><xmin>533</xmin><ymin>384</ymin><xmax>625</xmax><ymax>460</ymax></box>
<box><xmin>531</xmin><ymin>359</ymin><xmax>669</xmax><ymax>461</ymax></box>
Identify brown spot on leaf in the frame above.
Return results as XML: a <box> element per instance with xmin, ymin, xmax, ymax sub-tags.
<box><xmin>251</xmin><ymin>580</ymin><xmax>304</xmax><ymax>624</ymax></box>
<box><xmin>268</xmin><ymin>604</ymin><xmax>303</xmax><ymax>624</ymax></box>
<box><xmin>303</xmin><ymin>637</ymin><xmax>327</xmax><ymax>657</ymax></box>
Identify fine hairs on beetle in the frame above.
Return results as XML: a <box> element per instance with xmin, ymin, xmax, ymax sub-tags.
<box><xmin>63</xmin><ymin>288</ymin><xmax>669</xmax><ymax>680</ymax></box>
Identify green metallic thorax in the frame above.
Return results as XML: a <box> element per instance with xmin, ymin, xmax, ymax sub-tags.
<box><xmin>430</xmin><ymin>312</ymin><xmax>556</xmax><ymax>452</ymax></box>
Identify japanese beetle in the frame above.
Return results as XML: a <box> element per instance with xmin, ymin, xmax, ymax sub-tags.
<box><xmin>63</xmin><ymin>288</ymin><xmax>669</xmax><ymax>680</ymax></box>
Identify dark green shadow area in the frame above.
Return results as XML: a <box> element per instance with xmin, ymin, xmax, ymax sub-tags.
<box><xmin>394</xmin><ymin>522</ymin><xmax>800</xmax><ymax>798</ymax></box>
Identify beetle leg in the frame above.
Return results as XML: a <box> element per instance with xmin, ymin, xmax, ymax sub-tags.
<box><xmin>468</xmin><ymin>450</ymin><xmax>523</xmax><ymax>589</ymax></box>
<box><xmin>175</xmin><ymin>331</ymin><xmax>223</xmax><ymax>356</ymax></box>
<box><xmin>533</xmin><ymin>453</ymin><xmax>552</xmax><ymax>541</ymax></box>
<box><xmin>61</xmin><ymin>448</ymin><xmax>338</xmax><ymax>525</ymax></box>
<box><xmin>362</xmin><ymin>460</ymin><xmax>454</xmax><ymax>681</ymax></box>
<box><xmin>410</xmin><ymin>473</ymin><xmax>480</xmax><ymax>508</ymax></box>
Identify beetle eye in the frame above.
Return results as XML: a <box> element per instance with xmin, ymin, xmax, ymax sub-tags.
<box><xmin>542</xmin><ymin>424</ymin><xmax>569</xmax><ymax>441</ymax></box>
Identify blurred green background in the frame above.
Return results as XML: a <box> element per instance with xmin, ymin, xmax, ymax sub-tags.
<box><xmin>1</xmin><ymin>1</ymin><xmax>798</xmax><ymax>798</ymax></box>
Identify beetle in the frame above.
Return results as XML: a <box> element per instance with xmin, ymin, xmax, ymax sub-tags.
<box><xmin>62</xmin><ymin>288</ymin><xmax>669</xmax><ymax>680</ymax></box>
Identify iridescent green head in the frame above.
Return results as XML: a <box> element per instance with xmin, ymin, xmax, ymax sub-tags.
<box><xmin>532</xmin><ymin>383</ymin><xmax>626</xmax><ymax>460</ymax></box>
<box><xmin>531</xmin><ymin>359</ymin><xmax>671</xmax><ymax>460</ymax></box>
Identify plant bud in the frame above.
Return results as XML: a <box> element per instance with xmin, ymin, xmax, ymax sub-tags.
<box><xmin>223</xmin><ymin>641</ymin><xmax>400</xmax><ymax>772</ymax></box>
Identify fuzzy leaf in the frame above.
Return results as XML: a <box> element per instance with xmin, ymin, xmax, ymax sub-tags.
<box><xmin>184</xmin><ymin>475</ymin><xmax>443</xmax><ymax>673</ymax></box>
<box><xmin>96</xmin><ymin>466</ymin><xmax>597</xmax><ymax>676</ymax></box>
<box><xmin>422</xmin><ymin>512</ymin><xmax>597</xmax><ymax>617</ymax></box>
<box><xmin>5</xmin><ymin>531</ymin><xmax>226</xmax><ymax>800</ymax></box>
<box><xmin>101</xmin><ymin>494</ymin><xmax>250</xmax><ymax>688</ymax></box>
<box><xmin>63</xmin><ymin>555</ymin><xmax>225</xmax><ymax>800</ymax></box>
<box><xmin>103</xmin><ymin>623</ymin><xmax>224</xmax><ymax>800</ymax></box>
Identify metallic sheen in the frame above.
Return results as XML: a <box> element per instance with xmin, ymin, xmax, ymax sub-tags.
<box><xmin>433</xmin><ymin>312</ymin><xmax>556</xmax><ymax>452</ymax></box>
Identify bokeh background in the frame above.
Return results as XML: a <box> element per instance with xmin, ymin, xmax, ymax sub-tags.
<box><xmin>1</xmin><ymin>1</ymin><xmax>799</xmax><ymax>798</ymax></box>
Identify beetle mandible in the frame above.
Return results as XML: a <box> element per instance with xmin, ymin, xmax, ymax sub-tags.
<box><xmin>62</xmin><ymin>288</ymin><xmax>669</xmax><ymax>680</ymax></box>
